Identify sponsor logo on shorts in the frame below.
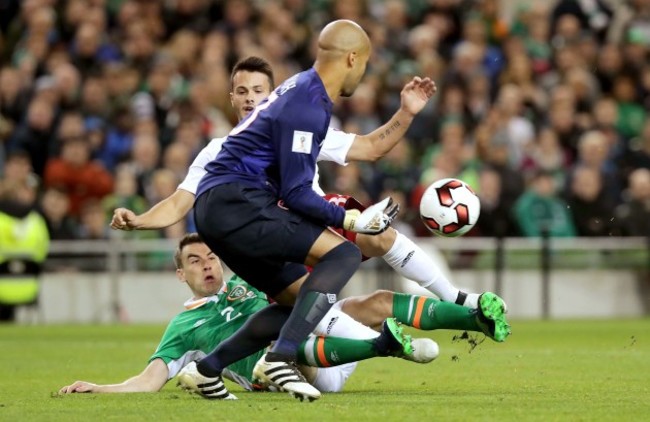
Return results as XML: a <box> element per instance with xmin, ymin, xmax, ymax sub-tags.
<box><xmin>327</xmin><ymin>293</ymin><xmax>337</xmax><ymax>304</ymax></box>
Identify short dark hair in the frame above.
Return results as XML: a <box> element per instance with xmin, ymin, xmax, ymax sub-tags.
<box><xmin>174</xmin><ymin>233</ymin><xmax>204</xmax><ymax>269</ymax></box>
<box><xmin>230</xmin><ymin>56</ymin><xmax>275</xmax><ymax>90</ymax></box>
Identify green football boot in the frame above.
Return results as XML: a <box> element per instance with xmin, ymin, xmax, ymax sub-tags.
<box><xmin>476</xmin><ymin>292</ymin><xmax>511</xmax><ymax>342</ymax></box>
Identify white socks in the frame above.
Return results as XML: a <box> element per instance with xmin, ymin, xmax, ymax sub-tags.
<box><xmin>382</xmin><ymin>231</ymin><xmax>479</xmax><ymax>308</ymax></box>
<box><xmin>312</xmin><ymin>302</ymin><xmax>379</xmax><ymax>339</ymax></box>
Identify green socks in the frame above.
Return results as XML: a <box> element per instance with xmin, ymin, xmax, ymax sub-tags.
<box><xmin>392</xmin><ymin>292</ymin><xmax>481</xmax><ymax>332</ymax></box>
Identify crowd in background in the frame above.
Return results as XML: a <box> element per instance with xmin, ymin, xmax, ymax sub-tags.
<box><xmin>1</xmin><ymin>0</ymin><xmax>649</xmax><ymax>242</ymax></box>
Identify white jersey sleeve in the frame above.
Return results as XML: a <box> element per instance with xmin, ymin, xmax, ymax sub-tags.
<box><xmin>177</xmin><ymin>137</ymin><xmax>227</xmax><ymax>195</ymax></box>
<box><xmin>317</xmin><ymin>127</ymin><xmax>356</xmax><ymax>165</ymax></box>
<box><xmin>312</xmin><ymin>128</ymin><xmax>356</xmax><ymax>196</ymax></box>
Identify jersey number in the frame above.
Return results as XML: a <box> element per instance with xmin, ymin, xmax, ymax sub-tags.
<box><xmin>220</xmin><ymin>306</ymin><xmax>242</xmax><ymax>322</ymax></box>
<box><xmin>230</xmin><ymin>92</ymin><xmax>279</xmax><ymax>136</ymax></box>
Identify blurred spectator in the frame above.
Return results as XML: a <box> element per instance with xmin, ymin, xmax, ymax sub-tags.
<box><xmin>0</xmin><ymin>169</ymin><xmax>49</xmax><ymax>322</ymax></box>
<box><xmin>77</xmin><ymin>199</ymin><xmax>110</xmax><ymax>240</ymax></box>
<box><xmin>569</xmin><ymin>130</ymin><xmax>620</xmax><ymax>202</ymax></box>
<box><xmin>7</xmin><ymin>96</ymin><xmax>55</xmax><ymax>177</ymax></box>
<box><xmin>551</xmin><ymin>0</ymin><xmax>613</xmax><ymax>43</ymax></box>
<box><xmin>621</xmin><ymin>119</ymin><xmax>650</xmax><ymax>174</ymax></box>
<box><xmin>614</xmin><ymin>168</ymin><xmax>650</xmax><ymax>236</ymax></box>
<box><xmin>38</xmin><ymin>186</ymin><xmax>76</xmax><ymax>240</ymax></box>
<box><xmin>101</xmin><ymin>164</ymin><xmax>151</xmax><ymax>240</ymax></box>
<box><xmin>607</xmin><ymin>0</ymin><xmax>650</xmax><ymax>44</ymax></box>
<box><xmin>612</xmin><ymin>73</ymin><xmax>647</xmax><ymax>140</ymax></box>
<box><xmin>565</xmin><ymin>165</ymin><xmax>617</xmax><ymax>236</ymax></box>
<box><xmin>345</xmin><ymin>82</ymin><xmax>381</xmax><ymax>135</ymax></box>
<box><xmin>162</xmin><ymin>141</ymin><xmax>192</xmax><ymax>183</ymax></box>
<box><xmin>367</xmin><ymin>140</ymin><xmax>420</xmax><ymax>204</ymax></box>
<box><xmin>513</xmin><ymin>169</ymin><xmax>577</xmax><ymax>237</ymax></box>
<box><xmin>493</xmin><ymin>84</ymin><xmax>535</xmax><ymax>168</ymax></box>
<box><xmin>0</xmin><ymin>66</ymin><xmax>30</xmax><ymax>128</ymax></box>
<box><xmin>97</xmin><ymin>106</ymin><xmax>134</xmax><ymax>172</ymax></box>
<box><xmin>520</xmin><ymin>127</ymin><xmax>570</xmax><ymax>188</ymax></box>
<box><xmin>594</xmin><ymin>44</ymin><xmax>624</xmax><ymax>95</ymax></box>
<box><xmin>0</xmin><ymin>0</ymin><xmax>648</xmax><ymax>241</ymax></box>
<box><xmin>43</xmin><ymin>136</ymin><xmax>113</xmax><ymax>218</ymax></box>
<box><xmin>51</xmin><ymin>110</ymin><xmax>85</xmax><ymax>157</ymax></box>
<box><xmin>0</xmin><ymin>150</ymin><xmax>35</xmax><ymax>200</ymax></box>
<box><xmin>148</xmin><ymin>168</ymin><xmax>184</xmax><ymax>239</ymax></box>
<box><xmin>475</xmin><ymin>165</ymin><xmax>520</xmax><ymax>237</ymax></box>
<box><xmin>131</xmin><ymin>132</ymin><xmax>160</xmax><ymax>199</ymax></box>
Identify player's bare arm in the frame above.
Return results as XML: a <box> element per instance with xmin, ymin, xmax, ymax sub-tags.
<box><xmin>111</xmin><ymin>189</ymin><xmax>195</xmax><ymax>231</ymax></box>
<box><xmin>59</xmin><ymin>358</ymin><xmax>169</xmax><ymax>394</ymax></box>
<box><xmin>345</xmin><ymin>76</ymin><xmax>436</xmax><ymax>162</ymax></box>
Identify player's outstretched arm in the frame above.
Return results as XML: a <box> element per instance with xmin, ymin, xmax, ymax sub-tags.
<box><xmin>111</xmin><ymin>189</ymin><xmax>195</xmax><ymax>231</ymax></box>
<box><xmin>345</xmin><ymin>76</ymin><xmax>436</xmax><ymax>162</ymax></box>
<box><xmin>58</xmin><ymin>359</ymin><xmax>169</xmax><ymax>393</ymax></box>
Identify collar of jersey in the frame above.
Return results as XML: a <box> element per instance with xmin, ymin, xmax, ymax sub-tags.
<box><xmin>183</xmin><ymin>283</ymin><xmax>227</xmax><ymax>310</ymax></box>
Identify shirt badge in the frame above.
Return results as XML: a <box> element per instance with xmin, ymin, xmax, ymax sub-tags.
<box><xmin>292</xmin><ymin>130</ymin><xmax>313</xmax><ymax>154</ymax></box>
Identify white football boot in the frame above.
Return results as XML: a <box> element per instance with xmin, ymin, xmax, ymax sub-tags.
<box><xmin>177</xmin><ymin>361</ymin><xmax>237</xmax><ymax>400</ymax></box>
<box><xmin>252</xmin><ymin>354</ymin><xmax>321</xmax><ymax>402</ymax></box>
<box><xmin>402</xmin><ymin>338</ymin><xmax>440</xmax><ymax>363</ymax></box>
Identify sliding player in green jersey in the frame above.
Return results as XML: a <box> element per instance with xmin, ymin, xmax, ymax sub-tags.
<box><xmin>60</xmin><ymin>234</ymin><xmax>506</xmax><ymax>398</ymax></box>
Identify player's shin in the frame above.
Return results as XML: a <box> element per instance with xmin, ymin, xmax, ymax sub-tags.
<box><xmin>270</xmin><ymin>242</ymin><xmax>361</xmax><ymax>359</ymax></box>
<box><xmin>392</xmin><ymin>292</ymin><xmax>481</xmax><ymax>332</ymax></box>
<box><xmin>382</xmin><ymin>231</ymin><xmax>479</xmax><ymax>308</ymax></box>
<box><xmin>297</xmin><ymin>335</ymin><xmax>380</xmax><ymax>367</ymax></box>
<box><xmin>197</xmin><ymin>304</ymin><xmax>292</xmax><ymax>377</ymax></box>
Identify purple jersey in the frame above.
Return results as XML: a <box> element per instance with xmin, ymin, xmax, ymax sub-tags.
<box><xmin>197</xmin><ymin>68</ymin><xmax>346</xmax><ymax>227</ymax></box>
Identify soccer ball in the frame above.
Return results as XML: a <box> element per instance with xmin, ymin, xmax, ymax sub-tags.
<box><xmin>419</xmin><ymin>178</ymin><xmax>480</xmax><ymax>237</ymax></box>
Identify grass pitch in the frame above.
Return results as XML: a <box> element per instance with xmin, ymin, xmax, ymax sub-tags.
<box><xmin>1</xmin><ymin>319</ymin><xmax>649</xmax><ymax>421</ymax></box>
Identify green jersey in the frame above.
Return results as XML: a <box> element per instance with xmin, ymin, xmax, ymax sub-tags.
<box><xmin>150</xmin><ymin>275</ymin><xmax>269</xmax><ymax>390</ymax></box>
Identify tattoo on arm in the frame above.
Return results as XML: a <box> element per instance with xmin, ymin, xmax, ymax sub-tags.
<box><xmin>378</xmin><ymin>121</ymin><xmax>401</xmax><ymax>141</ymax></box>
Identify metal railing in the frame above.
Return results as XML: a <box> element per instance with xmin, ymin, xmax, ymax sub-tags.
<box><xmin>46</xmin><ymin>236</ymin><xmax>650</xmax><ymax>320</ymax></box>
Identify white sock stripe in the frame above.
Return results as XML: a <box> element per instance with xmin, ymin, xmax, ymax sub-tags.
<box><xmin>303</xmin><ymin>336</ymin><xmax>318</xmax><ymax>367</ymax></box>
<box><xmin>408</xmin><ymin>295</ymin><xmax>415</xmax><ymax>320</ymax></box>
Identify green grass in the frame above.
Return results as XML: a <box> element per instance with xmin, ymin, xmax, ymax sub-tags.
<box><xmin>1</xmin><ymin>320</ymin><xmax>649</xmax><ymax>421</ymax></box>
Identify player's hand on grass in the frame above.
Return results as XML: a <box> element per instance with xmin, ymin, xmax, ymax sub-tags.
<box><xmin>111</xmin><ymin>208</ymin><xmax>139</xmax><ymax>231</ymax></box>
<box><xmin>343</xmin><ymin>197</ymin><xmax>399</xmax><ymax>235</ymax></box>
<box><xmin>399</xmin><ymin>76</ymin><xmax>437</xmax><ymax>117</ymax></box>
<box><xmin>59</xmin><ymin>381</ymin><xmax>97</xmax><ymax>394</ymax></box>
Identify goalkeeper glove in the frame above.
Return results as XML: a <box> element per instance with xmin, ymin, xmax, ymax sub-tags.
<box><xmin>342</xmin><ymin>197</ymin><xmax>399</xmax><ymax>235</ymax></box>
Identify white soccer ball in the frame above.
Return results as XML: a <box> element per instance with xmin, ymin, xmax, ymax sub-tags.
<box><xmin>419</xmin><ymin>178</ymin><xmax>481</xmax><ymax>237</ymax></box>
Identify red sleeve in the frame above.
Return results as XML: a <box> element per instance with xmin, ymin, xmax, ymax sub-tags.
<box><xmin>85</xmin><ymin>164</ymin><xmax>114</xmax><ymax>197</ymax></box>
<box><xmin>43</xmin><ymin>160</ymin><xmax>71</xmax><ymax>189</ymax></box>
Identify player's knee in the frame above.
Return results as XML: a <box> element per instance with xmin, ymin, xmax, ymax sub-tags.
<box><xmin>356</xmin><ymin>228</ymin><xmax>397</xmax><ymax>257</ymax></box>
<box><xmin>365</xmin><ymin>290</ymin><xmax>394</xmax><ymax>318</ymax></box>
<box><xmin>325</xmin><ymin>241</ymin><xmax>362</xmax><ymax>266</ymax></box>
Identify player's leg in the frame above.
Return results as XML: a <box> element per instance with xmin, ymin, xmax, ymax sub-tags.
<box><xmin>311</xmin><ymin>301</ymin><xmax>439</xmax><ymax>364</ymax></box>
<box><xmin>302</xmin><ymin>363</ymin><xmax>358</xmax><ymax>393</ymax></box>
<box><xmin>252</xmin><ymin>229</ymin><xmax>362</xmax><ymax>401</ymax></box>
<box><xmin>324</xmin><ymin>194</ymin><xmax>479</xmax><ymax>308</ymax></box>
<box><xmin>194</xmin><ymin>186</ymin><xmax>362</xmax><ymax>400</ymax></box>
<box><xmin>357</xmin><ymin>228</ymin><xmax>480</xmax><ymax>308</ymax></box>
<box><xmin>340</xmin><ymin>290</ymin><xmax>511</xmax><ymax>342</ymax></box>
<box><xmin>297</xmin><ymin>318</ymin><xmax>412</xmax><ymax>368</ymax></box>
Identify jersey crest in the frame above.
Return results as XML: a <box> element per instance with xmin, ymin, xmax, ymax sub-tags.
<box><xmin>227</xmin><ymin>285</ymin><xmax>248</xmax><ymax>301</ymax></box>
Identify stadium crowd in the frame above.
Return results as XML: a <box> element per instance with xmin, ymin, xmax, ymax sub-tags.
<box><xmin>1</xmin><ymin>0</ymin><xmax>649</xmax><ymax>242</ymax></box>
